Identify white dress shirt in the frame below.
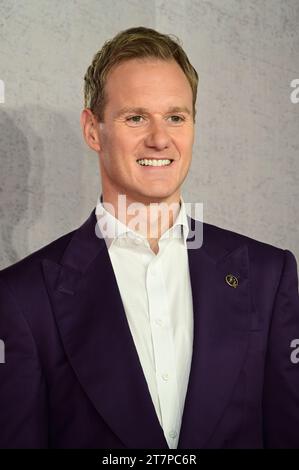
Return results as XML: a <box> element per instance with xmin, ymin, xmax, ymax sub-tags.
<box><xmin>95</xmin><ymin>194</ymin><xmax>194</xmax><ymax>449</ymax></box>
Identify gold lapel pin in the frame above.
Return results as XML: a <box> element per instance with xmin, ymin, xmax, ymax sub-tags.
<box><xmin>225</xmin><ymin>274</ymin><xmax>239</xmax><ymax>288</ymax></box>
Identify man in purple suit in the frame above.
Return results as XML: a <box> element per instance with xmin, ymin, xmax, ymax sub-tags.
<box><xmin>0</xmin><ymin>26</ymin><xmax>299</xmax><ymax>449</ymax></box>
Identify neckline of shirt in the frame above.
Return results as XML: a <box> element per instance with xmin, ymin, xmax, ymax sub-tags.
<box><xmin>95</xmin><ymin>193</ymin><xmax>190</xmax><ymax>251</ymax></box>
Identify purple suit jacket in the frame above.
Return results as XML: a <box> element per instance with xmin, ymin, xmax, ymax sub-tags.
<box><xmin>0</xmin><ymin>208</ymin><xmax>299</xmax><ymax>449</ymax></box>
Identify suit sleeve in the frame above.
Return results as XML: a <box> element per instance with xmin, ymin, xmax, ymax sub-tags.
<box><xmin>262</xmin><ymin>249</ymin><xmax>299</xmax><ymax>448</ymax></box>
<box><xmin>0</xmin><ymin>277</ymin><xmax>48</xmax><ymax>448</ymax></box>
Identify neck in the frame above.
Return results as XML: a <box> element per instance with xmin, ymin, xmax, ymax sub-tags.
<box><xmin>101</xmin><ymin>190</ymin><xmax>181</xmax><ymax>242</ymax></box>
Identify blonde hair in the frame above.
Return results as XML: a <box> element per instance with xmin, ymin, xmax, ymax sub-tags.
<box><xmin>84</xmin><ymin>26</ymin><xmax>198</xmax><ymax>122</ymax></box>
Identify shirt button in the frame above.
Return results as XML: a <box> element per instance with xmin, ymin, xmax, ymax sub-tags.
<box><xmin>134</xmin><ymin>238</ymin><xmax>142</xmax><ymax>245</ymax></box>
<box><xmin>162</xmin><ymin>373</ymin><xmax>169</xmax><ymax>381</ymax></box>
<box><xmin>155</xmin><ymin>318</ymin><xmax>163</xmax><ymax>326</ymax></box>
<box><xmin>169</xmin><ymin>430</ymin><xmax>177</xmax><ymax>439</ymax></box>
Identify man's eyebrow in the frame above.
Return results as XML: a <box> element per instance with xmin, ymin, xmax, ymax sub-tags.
<box><xmin>115</xmin><ymin>106</ymin><xmax>192</xmax><ymax>118</ymax></box>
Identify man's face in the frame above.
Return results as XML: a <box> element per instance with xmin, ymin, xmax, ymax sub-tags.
<box><xmin>96</xmin><ymin>58</ymin><xmax>195</xmax><ymax>205</ymax></box>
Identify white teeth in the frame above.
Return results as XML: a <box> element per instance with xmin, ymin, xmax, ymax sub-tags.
<box><xmin>137</xmin><ymin>159</ymin><xmax>172</xmax><ymax>166</ymax></box>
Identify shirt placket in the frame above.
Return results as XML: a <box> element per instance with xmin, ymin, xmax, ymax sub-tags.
<box><xmin>146</xmin><ymin>255</ymin><xmax>181</xmax><ymax>449</ymax></box>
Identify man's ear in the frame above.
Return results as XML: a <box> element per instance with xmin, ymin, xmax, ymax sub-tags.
<box><xmin>80</xmin><ymin>108</ymin><xmax>102</xmax><ymax>152</ymax></box>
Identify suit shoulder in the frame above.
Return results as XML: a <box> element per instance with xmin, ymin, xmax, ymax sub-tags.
<box><xmin>0</xmin><ymin>226</ymin><xmax>76</xmax><ymax>286</ymax></box>
<box><xmin>202</xmin><ymin>220</ymin><xmax>287</xmax><ymax>263</ymax></box>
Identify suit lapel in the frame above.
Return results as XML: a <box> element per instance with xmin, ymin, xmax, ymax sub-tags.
<box><xmin>42</xmin><ymin>209</ymin><xmax>168</xmax><ymax>448</ymax></box>
<box><xmin>178</xmin><ymin>218</ymin><xmax>252</xmax><ymax>448</ymax></box>
<box><xmin>42</xmin><ymin>208</ymin><xmax>252</xmax><ymax>449</ymax></box>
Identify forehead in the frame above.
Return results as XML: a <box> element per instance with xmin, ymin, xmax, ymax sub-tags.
<box><xmin>104</xmin><ymin>58</ymin><xmax>193</xmax><ymax>106</ymax></box>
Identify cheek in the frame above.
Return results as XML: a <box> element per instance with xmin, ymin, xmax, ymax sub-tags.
<box><xmin>105</xmin><ymin>130</ymin><xmax>137</xmax><ymax>158</ymax></box>
<box><xmin>174</xmin><ymin>127</ymin><xmax>194</xmax><ymax>150</ymax></box>
<box><xmin>101</xmin><ymin>134</ymin><xmax>121</xmax><ymax>161</ymax></box>
<box><xmin>178</xmin><ymin>137</ymin><xmax>193</xmax><ymax>159</ymax></box>
<box><xmin>101</xmin><ymin>139</ymin><xmax>136</xmax><ymax>176</ymax></box>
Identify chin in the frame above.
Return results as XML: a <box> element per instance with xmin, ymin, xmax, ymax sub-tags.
<box><xmin>139</xmin><ymin>191</ymin><xmax>177</xmax><ymax>203</ymax></box>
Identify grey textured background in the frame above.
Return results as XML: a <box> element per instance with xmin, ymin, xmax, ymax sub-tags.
<box><xmin>0</xmin><ymin>0</ymin><xmax>299</xmax><ymax>270</ymax></box>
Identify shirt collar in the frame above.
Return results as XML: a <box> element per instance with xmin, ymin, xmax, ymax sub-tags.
<box><xmin>95</xmin><ymin>193</ymin><xmax>190</xmax><ymax>250</ymax></box>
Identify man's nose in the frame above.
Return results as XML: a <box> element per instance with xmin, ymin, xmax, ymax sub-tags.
<box><xmin>144</xmin><ymin>121</ymin><xmax>171</xmax><ymax>150</ymax></box>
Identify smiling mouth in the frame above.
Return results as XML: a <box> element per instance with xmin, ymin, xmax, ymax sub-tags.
<box><xmin>136</xmin><ymin>158</ymin><xmax>174</xmax><ymax>167</ymax></box>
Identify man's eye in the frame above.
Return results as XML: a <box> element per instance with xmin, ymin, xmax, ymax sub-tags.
<box><xmin>169</xmin><ymin>115</ymin><xmax>185</xmax><ymax>123</ymax></box>
<box><xmin>126</xmin><ymin>115</ymin><xmax>144</xmax><ymax>123</ymax></box>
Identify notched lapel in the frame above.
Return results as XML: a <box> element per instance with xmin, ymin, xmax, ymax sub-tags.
<box><xmin>178</xmin><ymin>221</ymin><xmax>252</xmax><ymax>448</ymax></box>
<box><xmin>42</xmin><ymin>210</ymin><xmax>168</xmax><ymax>449</ymax></box>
